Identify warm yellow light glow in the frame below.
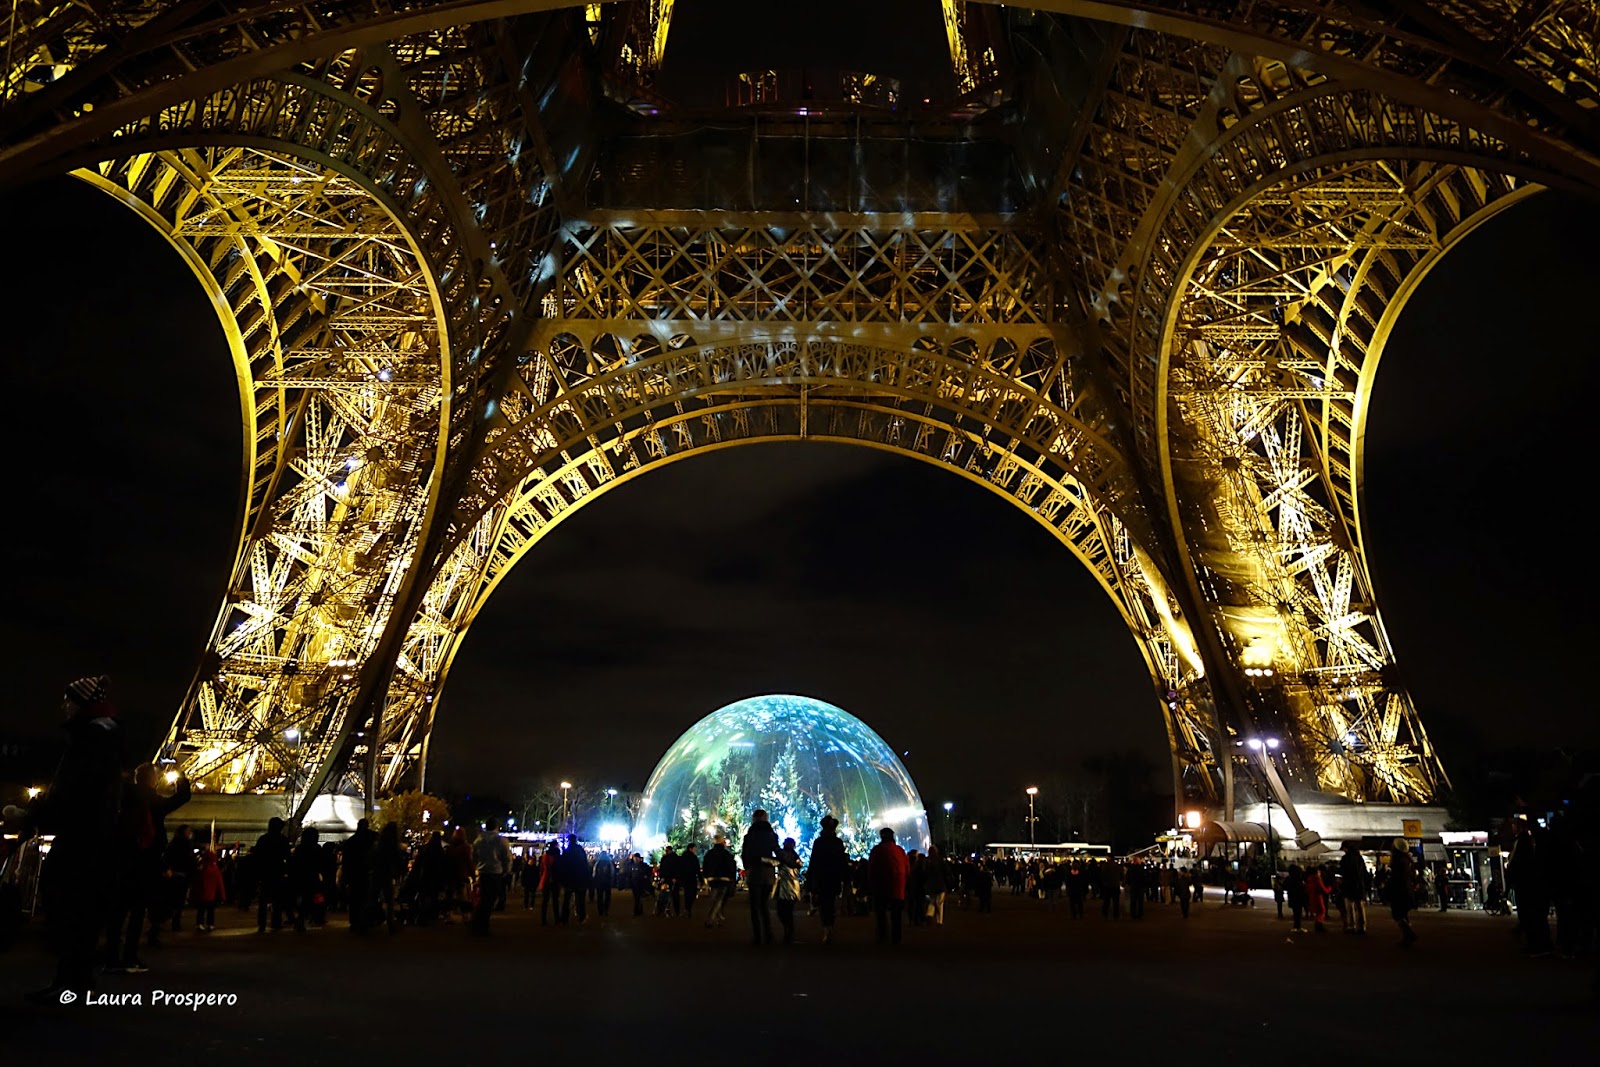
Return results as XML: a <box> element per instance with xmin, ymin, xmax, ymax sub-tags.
<box><xmin>1025</xmin><ymin>786</ymin><xmax>1038</xmax><ymax>796</ymax></box>
<box><xmin>560</xmin><ymin>781</ymin><xmax>572</xmax><ymax>790</ymax></box>
<box><xmin>942</xmin><ymin>0</ymin><xmax>972</xmax><ymax>95</ymax></box>
<box><xmin>164</xmin><ymin>770</ymin><xmax>179</xmax><ymax>784</ymax></box>
<box><xmin>1185</xmin><ymin>810</ymin><xmax>1202</xmax><ymax>828</ymax></box>
<box><xmin>27</xmin><ymin>786</ymin><xmax>42</xmax><ymax>799</ymax></box>
<box><xmin>646</xmin><ymin>0</ymin><xmax>675</xmax><ymax>68</ymax></box>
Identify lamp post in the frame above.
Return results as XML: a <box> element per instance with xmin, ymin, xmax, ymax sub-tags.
<box><xmin>1025</xmin><ymin>787</ymin><xmax>1039</xmax><ymax>853</ymax></box>
<box><xmin>1246</xmin><ymin>737</ymin><xmax>1281</xmax><ymax>876</ymax></box>
<box><xmin>284</xmin><ymin>728</ymin><xmax>301</xmax><ymax>822</ymax></box>
<box><xmin>605</xmin><ymin>787</ymin><xmax>618</xmax><ymax>821</ymax></box>
<box><xmin>560</xmin><ymin>781</ymin><xmax>572</xmax><ymax>833</ymax></box>
<box><xmin>942</xmin><ymin>802</ymin><xmax>954</xmax><ymax>853</ymax></box>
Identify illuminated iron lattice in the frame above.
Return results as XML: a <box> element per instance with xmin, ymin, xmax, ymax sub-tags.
<box><xmin>4</xmin><ymin>2</ymin><xmax>1598</xmax><ymax>828</ymax></box>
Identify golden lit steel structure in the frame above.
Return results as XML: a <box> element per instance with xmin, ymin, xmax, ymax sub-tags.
<box><xmin>4</xmin><ymin>3</ymin><xmax>1599</xmax><ymax>832</ymax></box>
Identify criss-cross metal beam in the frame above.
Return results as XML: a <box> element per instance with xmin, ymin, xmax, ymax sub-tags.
<box><xmin>7</xmin><ymin>3</ymin><xmax>1600</xmax><ymax>822</ymax></box>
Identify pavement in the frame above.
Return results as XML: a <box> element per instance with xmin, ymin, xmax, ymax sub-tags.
<box><xmin>2</xmin><ymin>890</ymin><xmax>1595</xmax><ymax>1063</ymax></box>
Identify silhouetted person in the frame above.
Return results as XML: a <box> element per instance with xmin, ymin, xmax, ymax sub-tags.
<box><xmin>342</xmin><ymin>818</ymin><xmax>378</xmax><ymax>933</ymax></box>
<box><xmin>868</xmin><ymin>827</ymin><xmax>909</xmax><ymax>945</ymax></box>
<box><xmin>470</xmin><ymin>823</ymin><xmax>511</xmax><ymax>936</ymax></box>
<box><xmin>292</xmin><ymin>828</ymin><xmax>324</xmax><ymax>932</ymax></box>
<box><xmin>1508</xmin><ymin>817</ymin><xmax>1551</xmax><ymax>956</ymax></box>
<box><xmin>741</xmin><ymin>809</ymin><xmax>780</xmax><ymax>944</ymax></box>
<box><xmin>1388</xmin><ymin>840</ymin><xmax>1419</xmax><ymax>947</ymax></box>
<box><xmin>807</xmin><ymin>816</ymin><xmax>848</xmax><ymax>943</ymax></box>
<box><xmin>159</xmin><ymin>824</ymin><xmax>197</xmax><ymax>941</ymax></box>
<box><xmin>253</xmin><ymin>817</ymin><xmax>291</xmax><ymax>932</ymax></box>
<box><xmin>677</xmin><ymin>843</ymin><xmax>701</xmax><ymax>919</ymax></box>
<box><xmin>775</xmin><ymin>837</ymin><xmax>802</xmax><ymax>943</ymax></box>
<box><xmin>375</xmin><ymin>822</ymin><xmax>406</xmax><ymax>933</ymax></box>
<box><xmin>593</xmin><ymin>851</ymin><xmax>615</xmax><ymax>917</ymax></box>
<box><xmin>27</xmin><ymin>676</ymin><xmax>125</xmax><ymax>1004</ymax></box>
<box><xmin>558</xmin><ymin>835</ymin><xmax>591</xmax><ymax>924</ymax></box>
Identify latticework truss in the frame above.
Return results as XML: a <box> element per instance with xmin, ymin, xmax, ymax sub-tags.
<box><xmin>5</xmin><ymin>2</ymin><xmax>1599</xmax><ymax>823</ymax></box>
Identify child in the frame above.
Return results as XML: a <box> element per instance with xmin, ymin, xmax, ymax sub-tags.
<box><xmin>654</xmin><ymin>879</ymin><xmax>673</xmax><ymax>917</ymax></box>
<box><xmin>194</xmin><ymin>849</ymin><xmax>227</xmax><ymax>932</ymax></box>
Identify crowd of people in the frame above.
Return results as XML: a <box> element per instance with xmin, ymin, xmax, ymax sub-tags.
<box><xmin>5</xmin><ymin>675</ymin><xmax>1597</xmax><ymax>1007</ymax></box>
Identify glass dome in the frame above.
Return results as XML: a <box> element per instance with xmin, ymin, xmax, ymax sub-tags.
<box><xmin>633</xmin><ymin>694</ymin><xmax>929</xmax><ymax>862</ymax></box>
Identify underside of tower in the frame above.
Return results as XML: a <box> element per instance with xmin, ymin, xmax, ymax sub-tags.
<box><xmin>5</xmin><ymin>1</ymin><xmax>1597</xmax><ymax>831</ymax></box>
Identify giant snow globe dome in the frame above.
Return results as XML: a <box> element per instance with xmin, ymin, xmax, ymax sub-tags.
<box><xmin>632</xmin><ymin>694</ymin><xmax>929</xmax><ymax>862</ymax></box>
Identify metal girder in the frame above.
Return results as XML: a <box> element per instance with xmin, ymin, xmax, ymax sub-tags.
<box><xmin>82</xmin><ymin>146</ymin><xmax>450</xmax><ymax>804</ymax></box>
<box><xmin>8</xmin><ymin>3</ymin><xmax>1600</xmax><ymax>816</ymax></box>
<box><xmin>375</xmin><ymin>337</ymin><xmax>1224</xmax><ymax>802</ymax></box>
<box><xmin>4</xmin><ymin>3</ymin><xmax>1599</xmax><ymax>185</ymax></box>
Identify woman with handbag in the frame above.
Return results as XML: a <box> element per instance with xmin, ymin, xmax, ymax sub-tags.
<box><xmin>774</xmin><ymin>837</ymin><xmax>802</xmax><ymax>945</ymax></box>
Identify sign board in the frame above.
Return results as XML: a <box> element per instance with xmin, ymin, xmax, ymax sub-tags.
<box><xmin>1401</xmin><ymin>818</ymin><xmax>1424</xmax><ymax>838</ymax></box>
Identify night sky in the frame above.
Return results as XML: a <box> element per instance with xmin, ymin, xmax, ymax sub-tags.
<box><xmin>2</xmin><ymin>171</ymin><xmax>1597</xmax><ymax>810</ymax></box>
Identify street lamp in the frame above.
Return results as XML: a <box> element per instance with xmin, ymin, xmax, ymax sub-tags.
<box><xmin>560</xmin><ymin>781</ymin><xmax>572</xmax><ymax>832</ymax></box>
<box><xmin>942</xmin><ymin>802</ymin><xmax>954</xmax><ymax>853</ymax></box>
<box><xmin>1246</xmin><ymin>737</ymin><xmax>1281</xmax><ymax>876</ymax></box>
<box><xmin>26</xmin><ymin>786</ymin><xmax>41</xmax><ymax>799</ymax></box>
<box><xmin>1025</xmin><ymin>787</ymin><xmax>1039</xmax><ymax>852</ymax></box>
<box><xmin>284</xmin><ymin>728</ymin><xmax>302</xmax><ymax>820</ymax></box>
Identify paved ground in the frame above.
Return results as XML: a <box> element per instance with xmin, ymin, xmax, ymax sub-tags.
<box><xmin>2</xmin><ymin>890</ymin><xmax>1595</xmax><ymax>1063</ymax></box>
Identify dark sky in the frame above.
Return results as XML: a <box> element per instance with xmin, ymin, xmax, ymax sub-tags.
<box><xmin>2</xmin><ymin>175</ymin><xmax>1597</xmax><ymax>810</ymax></box>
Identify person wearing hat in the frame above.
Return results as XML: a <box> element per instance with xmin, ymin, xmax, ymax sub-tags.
<box><xmin>26</xmin><ymin>676</ymin><xmax>127</xmax><ymax>1005</ymax></box>
<box><xmin>807</xmin><ymin>815</ymin><xmax>849</xmax><ymax>944</ymax></box>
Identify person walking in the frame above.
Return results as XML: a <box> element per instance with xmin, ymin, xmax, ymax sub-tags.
<box><xmin>375</xmin><ymin>822</ymin><xmax>407</xmax><ymax>933</ymax></box>
<box><xmin>1339</xmin><ymin>844</ymin><xmax>1369</xmax><ymax>934</ymax></box>
<box><xmin>627</xmin><ymin>852</ymin><xmax>652</xmax><ymax>917</ymax></box>
<box><xmin>558</xmin><ymin>834</ymin><xmax>591</xmax><ymax>925</ymax></box>
<box><xmin>593</xmin><ymin>851</ymin><xmax>615</xmax><ymax>918</ymax></box>
<box><xmin>341</xmin><ymin>818</ymin><xmax>377</xmax><ymax>934</ymax></box>
<box><xmin>677</xmin><ymin>843</ymin><xmax>701</xmax><ymax>920</ymax></box>
<box><xmin>868</xmin><ymin>827</ymin><xmax>909</xmax><ymax>944</ymax></box>
<box><xmin>253</xmin><ymin>817</ymin><xmax>291</xmax><ymax>933</ymax></box>
<box><xmin>469</xmin><ymin>823</ymin><xmax>511</xmax><ymax>935</ymax></box>
<box><xmin>158</xmin><ymin>824</ymin><xmax>198</xmax><ymax>942</ymax></box>
<box><xmin>414</xmin><ymin>831</ymin><xmax>446</xmax><ymax>925</ymax></box>
<box><xmin>1388</xmin><ymin>839</ymin><xmax>1419</xmax><ymax>947</ymax></box>
<box><xmin>445</xmin><ymin>827</ymin><xmax>472</xmax><ymax>919</ymax></box>
<box><xmin>924</xmin><ymin>845</ymin><xmax>950</xmax><ymax>926</ymax></box>
<box><xmin>1507</xmin><ymin>817</ymin><xmax>1551</xmax><ymax>957</ymax></box>
<box><xmin>774</xmin><ymin>837</ymin><xmax>802</xmax><ymax>944</ymax></box>
<box><xmin>1306</xmin><ymin>862</ymin><xmax>1331</xmax><ymax>933</ymax></box>
<box><xmin>291</xmin><ymin>828</ymin><xmax>325</xmax><ymax>932</ymax></box>
<box><xmin>193</xmin><ymin>848</ymin><xmax>225</xmax><ymax>932</ymax></box>
<box><xmin>740</xmin><ymin>808</ymin><xmax>780</xmax><ymax>945</ymax></box>
<box><xmin>519</xmin><ymin>849</ymin><xmax>539</xmax><ymax>910</ymax></box>
<box><xmin>25</xmin><ymin>676</ymin><xmax>126</xmax><ymax>1004</ymax></box>
<box><xmin>1126</xmin><ymin>861</ymin><xmax>1146</xmax><ymax>920</ymax></box>
<box><xmin>806</xmin><ymin>816</ymin><xmax>848</xmax><ymax>944</ymax></box>
<box><xmin>538</xmin><ymin>841</ymin><xmax>561</xmax><ymax>925</ymax></box>
<box><xmin>1285</xmin><ymin>864</ymin><xmax>1307</xmax><ymax>932</ymax></box>
<box><xmin>702</xmin><ymin>834</ymin><xmax>738</xmax><ymax>928</ymax></box>
<box><xmin>1100</xmin><ymin>860</ymin><xmax>1123</xmax><ymax>919</ymax></box>
<box><xmin>106</xmin><ymin>761</ymin><xmax>190</xmax><ymax>973</ymax></box>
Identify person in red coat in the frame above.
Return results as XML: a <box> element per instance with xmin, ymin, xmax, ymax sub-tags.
<box><xmin>193</xmin><ymin>848</ymin><xmax>226</xmax><ymax>932</ymax></box>
<box><xmin>868</xmin><ymin>827</ymin><xmax>910</xmax><ymax>945</ymax></box>
<box><xmin>1305</xmin><ymin>863</ymin><xmax>1331</xmax><ymax>934</ymax></box>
